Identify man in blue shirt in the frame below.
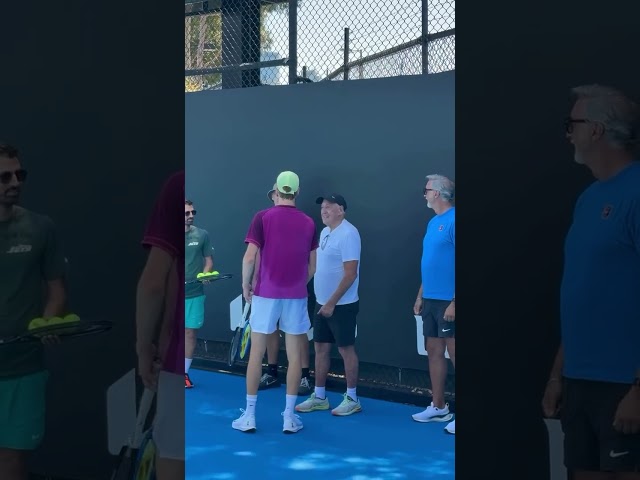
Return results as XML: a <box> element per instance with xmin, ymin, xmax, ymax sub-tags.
<box><xmin>412</xmin><ymin>174</ymin><xmax>456</xmax><ymax>435</ymax></box>
<box><xmin>542</xmin><ymin>84</ymin><xmax>640</xmax><ymax>478</ymax></box>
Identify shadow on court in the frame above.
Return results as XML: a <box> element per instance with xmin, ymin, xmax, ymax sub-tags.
<box><xmin>186</xmin><ymin>369</ymin><xmax>455</xmax><ymax>479</ymax></box>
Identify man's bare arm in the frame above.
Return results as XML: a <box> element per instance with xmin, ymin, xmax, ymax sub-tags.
<box><xmin>242</xmin><ymin>243</ymin><xmax>259</xmax><ymax>288</ymax></box>
<box><xmin>325</xmin><ymin>260</ymin><xmax>358</xmax><ymax>307</ymax></box>
<box><xmin>252</xmin><ymin>250</ymin><xmax>261</xmax><ymax>290</ymax></box>
<box><xmin>136</xmin><ymin>246</ymin><xmax>175</xmax><ymax>354</ymax></box>
<box><xmin>307</xmin><ymin>249</ymin><xmax>317</xmax><ymax>284</ymax></box>
<box><xmin>203</xmin><ymin>255</ymin><xmax>213</xmax><ymax>273</ymax></box>
<box><xmin>548</xmin><ymin>345</ymin><xmax>564</xmax><ymax>382</ymax></box>
<box><xmin>157</xmin><ymin>260</ymin><xmax>178</xmax><ymax>360</ymax></box>
<box><xmin>43</xmin><ymin>278</ymin><xmax>66</xmax><ymax>318</ymax></box>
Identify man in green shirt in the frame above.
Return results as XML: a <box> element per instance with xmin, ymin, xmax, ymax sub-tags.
<box><xmin>184</xmin><ymin>200</ymin><xmax>213</xmax><ymax>388</ymax></box>
<box><xmin>0</xmin><ymin>144</ymin><xmax>67</xmax><ymax>480</ymax></box>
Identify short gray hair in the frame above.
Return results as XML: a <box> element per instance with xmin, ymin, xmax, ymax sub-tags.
<box><xmin>571</xmin><ymin>84</ymin><xmax>639</xmax><ymax>150</ymax></box>
<box><xmin>426</xmin><ymin>174</ymin><xmax>455</xmax><ymax>201</ymax></box>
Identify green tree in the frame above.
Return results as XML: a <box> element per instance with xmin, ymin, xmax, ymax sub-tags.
<box><xmin>185</xmin><ymin>2</ymin><xmax>288</xmax><ymax>91</ymax></box>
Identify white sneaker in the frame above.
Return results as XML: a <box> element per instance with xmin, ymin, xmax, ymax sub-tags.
<box><xmin>444</xmin><ymin>419</ymin><xmax>455</xmax><ymax>434</ymax></box>
<box><xmin>232</xmin><ymin>409</ymin><xmax>256</xmax><ymax>432</ymax></box>
<box><xmin>282</xmin><ymin>412</ymin><xmax>304</xmax><ymax>434</ymax></box>
<box><xmin>295</xmin><ymin>393</ymin><xmax>330</xmax><ymax>413</ymax></box>
<box><xmin>411</xmin><ymin>402</ymin><xmax>453</xmax><ymax>423</ymax></box>
<box><xmin>331</xmin><ymin>393</ymin><xmax>362</xmax><ymax>416</ymax></box>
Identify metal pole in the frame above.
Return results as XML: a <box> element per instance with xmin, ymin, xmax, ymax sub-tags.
<box><xmin>302</xmin><ymin>66</ymin><xmax>307</xmax><ymax>79</ymax></box>
<box><xmin>421</xmin><ymin>0</ymin><xmax>428</xmax><ymax>74</ymax></box>
<box><xmin>343</xmin><ymin>27</ymin><xmax>350</xmax><ymax>81</ymax></box>
<box><xmin>288</xmin><ymin>0</ymin><xmax>298</xmax><ymax>84</ymax></box>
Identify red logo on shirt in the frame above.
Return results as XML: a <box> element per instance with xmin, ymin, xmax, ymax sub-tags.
<box><xmin>601</xmin><ymin>205</ymin><xmax>613</xmax><ymax>219</ymax></box>
<box><xmin>438</xmin><ymin>225</ymin><xmax>444</xmax><ymax>231</ymax></box>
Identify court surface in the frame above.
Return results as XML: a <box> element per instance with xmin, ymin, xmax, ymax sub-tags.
<box><xmin>186</xmin><ymin>369</ymin><xmax>455</xmax><ymax>479</ymax></box>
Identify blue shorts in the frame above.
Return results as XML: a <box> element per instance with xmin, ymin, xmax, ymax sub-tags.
<box><xmin>185</xmin><ymin>295</ymin><xmax>206</xmax><ymax>329</ymax></box>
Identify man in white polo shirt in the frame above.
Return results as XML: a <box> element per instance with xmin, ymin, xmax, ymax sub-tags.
<box><xmin>296</xmin><ymin>193</ymin><xmax>363</xmax><ymax>417</ymax></box>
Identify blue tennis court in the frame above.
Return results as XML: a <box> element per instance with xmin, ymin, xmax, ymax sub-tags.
<box><xmin>186</xmin><ymin>369</ymin><xmax>455</xmax><ymax>479</ymax></box>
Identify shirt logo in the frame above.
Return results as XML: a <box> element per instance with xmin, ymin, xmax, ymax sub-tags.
<box><xmin>188</xmin><ymin>241</ymin><xmax>199</xmax><ymax>246</ymax></box>
<box><xmin>6</xmin><ymin>244</ymin><xmax>32</xmax><ymax>254</ymax></box>
<box><xmin>601</xmin><ymin>205</ymin><xmax>613</xmax><ymax>219</ymax></box>
<box><xmin>438</xmin><ymin>225</ymin><xmax>444</xmax><ymax>231</ymax></box>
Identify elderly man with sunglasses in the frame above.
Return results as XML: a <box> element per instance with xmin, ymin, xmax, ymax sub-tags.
<box><xmin>542</xmin><ymin>85</ymin><xmax>640</xmax><ymax>480</ymax></box>
<box><xmin>0</xmin><ymin>144</ymin><xmax>67</xmax><ymax>480</ymax></box>
<box><xmin>412</xmin><ymin>174</ymin><xmax>456</xmax><ymax>435</ymax></box>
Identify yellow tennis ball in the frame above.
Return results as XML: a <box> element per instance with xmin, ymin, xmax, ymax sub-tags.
<box><xmin>47</xmin><ymin>316</ymin><xmax>66</xmax><ymax>326</ymax></box>
<box><xmin>28</xmin><ymin>317</ymin><xmax>47</xmax><ymax>330</ymax></box>
<box><xmin>63</xmin><ymin>314</ymin><xmax>81</xmax><ymax>323</ymax></box>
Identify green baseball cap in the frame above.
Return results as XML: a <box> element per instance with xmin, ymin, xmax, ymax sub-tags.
<box><xmin>276</xmin><ymin>171</ymin><xmax>299</xmax><ymax>195</ymax></box>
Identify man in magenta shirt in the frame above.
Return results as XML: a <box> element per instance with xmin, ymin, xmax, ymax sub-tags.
<box><xmin>233</xmin><ymin>171</ymin><xmax>318</xmax><ymax>434</ymax></box>
<box><xmin>135</xmin><ymin>170</ymin><xmax>184</xmax><ymax>479</ymax></box>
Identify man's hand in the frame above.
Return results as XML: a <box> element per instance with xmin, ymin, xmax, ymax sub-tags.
<box><xmin>318</xmin><ymin>303</ymin><xmax>335</xmax><ymax>318</ymax></box>
<box><xmin>137</xmin><ymin>342</ymin><xmax>159</xmax><ymax>389</ymax></box>
<box><xmin>443</xmin><ymin>302</ymin><xmax>455</xmax><ymax>322</ymax></box>
<box><xmin>613</xmin><ymin>387</ymin><xmax>640</xmax><ymax>434</ymax></box>
<box><xmin>40</xmin><ymin>335</ymin><xmax>61</xmax><ymax>345</ymax></box>
<box><xmin>542</xmin><ymin>378</ymin><xmax>563</xmax><ymax>418</ymax></box>
<box><xmin>242</xmin><ymin>284</ymin><xmax>253</xmax><ymax>304</ymax></box>
<box><xmin>413</xmin><ymin>297</ymin><xmax>423</xmax><ymax>315</ymax></box>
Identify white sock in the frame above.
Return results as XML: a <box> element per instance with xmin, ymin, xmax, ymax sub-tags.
<box><xmin>185</xmin><ymin>358</ymin><xmax>192</xmax><ymax>373</ymax></box>
<box><xmin>314</xmin><ymin>386</ymin><xmax>326</xmax><ymax>400</ymax></box>
<box><xmin>246</xmin><ymin>395</ymin><xmax>257</xmax><ymax>416</ymax></box>
<box><xmin>347</xmin><ymin>387</ymin><xmax>357</xmax><ymax>402</ymax></box>
<box><xmin>284</xmin><ymin>394</ymin><xmax>297</xmax><ymax>416</ymax></box>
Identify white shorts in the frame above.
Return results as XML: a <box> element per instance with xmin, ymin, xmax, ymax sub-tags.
<box><xmin>152</xmin><ymin>371</ymin><xmax>185</xmax><ymax>461</ymax></box>
<box><xmin>250</xmin><ymin>296</ymin><xmax>310</xmax><ymax>335</ymax></box>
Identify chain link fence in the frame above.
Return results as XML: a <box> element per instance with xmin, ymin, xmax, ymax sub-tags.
<box><xmin>185</xmin><ymin>0</ymin><xmax>454</xmax><ymax>91</ymax></box>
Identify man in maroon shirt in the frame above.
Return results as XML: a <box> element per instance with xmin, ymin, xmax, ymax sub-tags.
<box><xmin>135</xmin><ymin>170</ymin><xmax>184</xmax><ymax>480</ymax></box>
<box><xmin>233</xmin><ymin>171</ymin><xmax>318</xmax><ymax>434</ymax></box>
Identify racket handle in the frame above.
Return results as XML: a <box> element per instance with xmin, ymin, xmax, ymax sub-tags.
<box><xmin>131</xmin><ymin>388</ymin><xmax>155</xmax><ymax>446</ymax></box>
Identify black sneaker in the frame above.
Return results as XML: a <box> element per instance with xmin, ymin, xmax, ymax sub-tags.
<box><xmin>258</xmin><ymin>373</ymin><xmax>281</xmax><ymax>390</ymax></box>
<box><xmin>185</xmin><ymin>373</ymin><xmax>194</xmax><ymax>389</ymax></box>
<box><xmin>298</xmin><ymin>377</ymin><xmax>312</xmax><ymax>396</ymax></box>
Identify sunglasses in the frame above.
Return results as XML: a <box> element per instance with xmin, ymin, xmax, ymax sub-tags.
<box><xmin>185</xmin><ymin>210</ymin><xmax>197</xmax><ymax>217</ymax></box>
<box><xmin>0</xmin><ymin>169</ymin><xmax>27</xmax><ymax>185</ymax></box>
<box><xmin>564</xmin><ymin>117</ymin><xmax>589</xmax><ymax>134</ymax></box>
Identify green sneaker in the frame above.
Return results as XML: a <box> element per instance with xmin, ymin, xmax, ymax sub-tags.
<box><xmin>295</xmin><ymin>392</ymin><xmax>330</xmax><ymax>413</ymax></box>
<box><xmin>331</xmin><ymin>393</ymin><xmax>362</xmax><ymax>416</ymax></box>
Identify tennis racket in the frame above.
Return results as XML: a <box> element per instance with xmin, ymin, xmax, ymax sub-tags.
<box><xmin>110</xmin><ymin>388</ymin><xmax>157</xmax><ymax>480</ymax></box>
<box><xmin>184</xmin><ymin>271</ymin><xmax>233</xmax><ymax>285</ymax></box>
<box><xmin>228</xmin><ymin>301</ymin><xmax>251</xmax><ymax>366</ymax></box>
<box><xmin>0</xmin><ymin>314</ymin><xmax>112</xmax><ymax>346</ymax></box>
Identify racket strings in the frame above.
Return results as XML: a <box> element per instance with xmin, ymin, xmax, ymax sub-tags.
<box><xmin>31</xmin><ymin>321</ymin><xmax>112</xmax><ymax>337</ymax></box>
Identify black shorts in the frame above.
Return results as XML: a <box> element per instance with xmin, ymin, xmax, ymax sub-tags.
<box><xmin>313</xmin><ymin>301</ymin><xmax>359</xmax><ymax>347</ymax></box>
<box><xmin>561</xmin><ymin>378</ymin><xmax>640</xmax><ymax>472</ymax></box>
<box><xmin>421</xmin><ymin>299</ymin><xmax>455</xmax><ymax>338</ymax></box>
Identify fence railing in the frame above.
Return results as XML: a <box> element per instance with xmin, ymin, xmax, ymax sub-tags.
<box><xmin>185</xmin><ymin>0</ymin><xmax>454</xmax><ymax>92</ymax></box>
